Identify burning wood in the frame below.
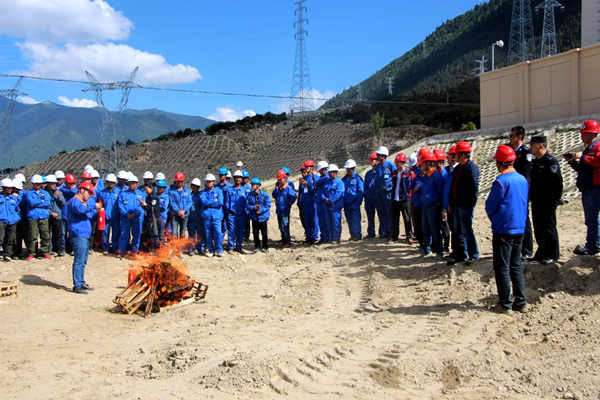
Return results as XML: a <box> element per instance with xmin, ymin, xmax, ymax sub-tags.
<box><xmin>113</xmin><ymin>235</ymin><xmax>208</xmax><ymax>317</ymax></box>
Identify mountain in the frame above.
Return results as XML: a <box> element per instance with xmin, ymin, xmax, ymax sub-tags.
<box><xmin>0</xmin><ymin>98</ymin><xmax>215</xmax><ymax>169</ymax></box>
<box><xmin>324</xmin><ymin>0</ymin><xmax>581</xmax><ymax>107</ymax></box>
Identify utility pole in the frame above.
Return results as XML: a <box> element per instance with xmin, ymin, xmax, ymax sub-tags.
<box><xmin>508</xmin><ymin>0</ymin><xmax>536</xmax><ymax>65</ymax></box>
<box><xmin>386</xmin><ymin>77</ymin><xmax>394</xmax><ymax>95</ymax></box>
<box><xmin>535</xmin><ymin>0</ymin><xmax>564</xmax><ymax>58</ymax></box>
<box><xmin>290</xmin><ymin>0</ymin><xmax>314</xmax><ymax>118</ymax></box>
<box><xmin>0</xmin><ymin>77</ymin><xmax>26</xmax><ymax>174</ymax></box>
<box><xmin>475</xmin><ymin>56</ymin><xmax>488</xmax><ymax>75</ymax></box>
<box><xmin>357</xmin><ymin>83</ymin><xmax>363</xmax><ymax>102</ymax></box>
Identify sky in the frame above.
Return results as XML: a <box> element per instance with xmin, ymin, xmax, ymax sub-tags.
<box><xmin>0</xmin><ymin>0</ymin><xmax>485</xmax><ymax>122</ymax></box>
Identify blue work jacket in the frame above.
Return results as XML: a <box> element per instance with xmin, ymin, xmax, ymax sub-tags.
<box><xmin>315</xmin><ymin>175</ymin><xmax>328</xmax><ymax>205</ymax></box>
<box><xmin>298</xmin><ymin>174</ymin><xmax>317</xmax><ymax>208</ymax></box>
<box><xmin>376</xmin><ymin>160</ymin><xmax>397</xmax><ymax>195</ymax></box>
<box><xmin>168</xmin><ymin>185</ymin><xmax>193</xmax><ymax>216</ymax></box>
<box><xmin>67</xmin><ymin>197</ymin><xmax>96</xmax><ymax>238</ymax></box>
<box><xmin>199</xmin><ymin>187</ymin><xmax>224</xmax><ymax>220</ymax></box>
<box><xmin>246</xmin><ymin>190</ymin><xmax>272</xmax><ymax>222</ymax></box>
<box><xmin>485</xmin><ymin>168</ymin><xmax>528</xmax><ymax>235</ymax></box>
<box><xmin>189</xmin><ymin>191</ymin><xmax>202</xmax><ymax>222</ymax></box>
<box><xmin>272</xmin><ymin>184</ymin><xmax>297</xmax><ymax>215</ymax></box>
<box><xmin>98</xmin><ymin>186</ymin><xmax>121</xmax><ymax>221</ymax></box>
<box><xmin>25</xmin><ymin>189</ymin><xmax>51</xmax><ymax>220</ymax></box>
<box><xmin>342</xmin><ymin>172</ymin><xmax>364</xmax><ymax>209</ymax></box>
<box><xmin>421</xmin><ymin>170</ymin><xmax>445</xmax><ymax>206</ymax></box>
<box><xmin>323</xmin><ymin>177</ymin><xmax>345</xmax><ymax>211</ymax></box>
<box><xmin>225</xmin><ymin>185</ymin><xmax>248</xmax><ymax>216</ymax></box>
<box><xmin>0</xmin><ymin>193</ymin><xmax>20</xmax><ymax>225</ymax></box>
<box><xmin>118</xmin><ymin>189</ymin><xmax>144</xmax><ymax>219</ymax></box>
<box><xmin>364</xmin><ymin>168</ymin><xmax>378</xmax><ymax>199</ymax></box>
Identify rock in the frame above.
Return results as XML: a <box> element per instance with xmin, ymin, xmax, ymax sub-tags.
<box><xmin>548</xmin><ymin>293</ymin><xmax>556</xmax><ymax>299</ymax></box>
<box><xmin>503</xmin><ymin>349</ymin><xmax>512</xmax><ymax>356</ymax></box>
<box><xmin>562</xmin><ymin>393</ymin><xmax>574</xmax><ymax>399</ymax></box>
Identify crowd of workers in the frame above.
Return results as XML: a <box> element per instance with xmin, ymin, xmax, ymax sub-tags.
<box><xmin>1</xmin><ymin>120</ymin><xmax>599</xmax><ymax>305</ymax></box>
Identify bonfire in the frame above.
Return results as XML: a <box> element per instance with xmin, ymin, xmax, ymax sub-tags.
<box><xmin>113</xmin><ymin>235</ymin><xmax>208</xmax><ymax>317</ymax></box>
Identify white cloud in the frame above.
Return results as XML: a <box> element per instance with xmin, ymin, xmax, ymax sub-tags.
<box><xmin>58</xmin><ymin>95</ymin><xmax>98</xmax><ymax>108</ymax></box>
<box><xmin>207</xmin><ymin>107</ymin><xmax>257</xmax><ymax>122</ymax></box>
<box><xmin>15</xmin><ymin>42</ymin><xmax>201</xmax><ymax>85</ymax></box>
<box><xmin>17</xmin><ymin>95</ymin><xmax>39</xmax><ymax>105</ymax></box>
<box><xmin>274</xmin><ymin>88</ymin><xmax>337</xmax><ymax>113</ymax></box>
<box><xmin>0</xmin><ymin>0</ymin><xmax>133</xmax><ymax>44</ymax></box>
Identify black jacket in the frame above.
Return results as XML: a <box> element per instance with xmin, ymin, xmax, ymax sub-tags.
<box><xmin>449</xmin><ymin>159</ymin><xmax>479</xmax><ymax>208</ymax></box>
<box><xmin>512</xmin><ymin>143</ymin><xmax>533</xmax><ymax>184</ymax></box>
<box><xmin>530</xmin><ymin>152</ymin><xmax>563</xmax><ymax>204</ymax></box>
<box><xmin>143</xmin><ymin>192</ymin><xmax>161</xmax><ymax>237</ymax></box>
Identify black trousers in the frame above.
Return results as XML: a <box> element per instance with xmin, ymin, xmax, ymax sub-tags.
<box><xmin>49</xmin><ymin>217</ymin><xmax>64</xmax><ymax>253</ymax></box>
<box><xmin>391</xmin><ymin>200</ymin><xmax>413</xmax><ymax>240</ymax></box>
<box><xmin>441</xmin><ymin>215</ymin><xmax>450</xmax><ymax>251</ymax></box>
<box><xmin>252</xmin><ymin>220</ymin><xmax>268</xmax><ymax>249</ymax></box>
<box><xmin>493</xmin><ymin>233</ymin><xmax>526</xmax><ymax>309</ymax></box>
<box><xmin>522</xmin><ymin>203</ymin><xmax>533</xmax><ymax>257</ymax></box>
<box><xmin>411</xmin><ymin>204</ymin><xmax>423</xmax><ymax>246</ymax></box>
<box><xmin>447</xmin><ymin>210</ymin><xmax>458</xmax><ymax>253</ymax></box>
<box><xmin>244</xmin><ymin>215</ymin><xmax>251</xmax><ymax>240</ymax></box>
<box><xmin>531</xmin><ymin>201</ymin><xmax>559</xmax><ymax>260</ymax></box>
<box><xmin>0</xmin><ymin>223</ymin><xmax>17</xmax><ymax>257</ymax></box>
<box><xmin>88</xmin><ymin>217</ymin><xmax>98</xmax><ymax>249</ymax></box>
<box><xmin>14</xmin><ymin>219</ymin><xmax>27</xmax><ymax>256</ymax></box>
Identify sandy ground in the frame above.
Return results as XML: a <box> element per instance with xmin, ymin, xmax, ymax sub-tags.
<box><xmin>1</xmin><ymin>200</ymin><xmax>600</xmax><ymax>400</ymax></box>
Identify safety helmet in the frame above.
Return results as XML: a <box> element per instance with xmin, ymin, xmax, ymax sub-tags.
<box><xmin>128</xmin><ymin>175</ymin><xmax>139</xmax><ymax>183</ymax></box>
<box><xmin>236</xmin><ymin>161</ymin><xmax>243</xmax><ymax>167</ymax></box>
<box><xmin>219</xmin><ymin>167</ymin><xmax>228</xmax><ymax>175</ymax></box>
<box><xmin>14</xmin><ymin>173</ymin><xmax>26</xmax><ymax>183</ymax></box>
<box><xmin>282</xmin><ymin>167</ymin><xmax>291</xmax><ymax>175</ymax></box>
<box><xmin>300</xmin><ymin>164</ymin><xmax>306</xmax><ymax>171</ymax></box>
<box><xmin>12</xmin><ymin>179</ymin><xmax>23</xmax><ymax>190</ymax></box>
<box><xmin>276</xmin><ymin>169</ymin><xmax>287</xmax><ymax>180</ymax></box>
<box><xmin>55</xmin><ymin>170</ymin><xmax>65</xmax><ymax>179</ymax></box>
<box><xmin>78</xmin><ymin>182</ymin><xmax>95</xmax><ymax>195</ymax></box>
<box><xmin>105</xmin><ymin>173</ymin><xmax>117</xmax><ymax>183</ymax></box>
<box><xmin>233</xmin><ymin>170</ymin><xmax>243</xmax><ymax>177</ymax></box>
<box><xmin>434</xmin><ymin>149</ymin><xmax>446</xmax><ymax>161</ymax></box>
<box><xmin>226</xmin><ymin>171</ymin><xmax>232</xmax><ymax>178</ymax></box>
<box><xmin>174</xmin><ymin>172</ymin><xmax>185</xmax><ymax>182</ymax></box>
<box><xmin>1</xmin><ymin>178</ymin><xmax>14</xmax><ymax>188</ymax></box>
<box><xmin>328</xmin><ymin>164</ymin><xmax>340</xmax><ymax>172</ymax></box>
<box><xmin>304</xmin><ymin>159</ymin><xmax>315</xmax><ymax>167</ymax></box>
<box><xmin>420</xmin><ymin>150</ymin><xmax>437</xmax><ymax>163</ymax></box>
<box><xmin>117</xmin><ymin>170</ymin><xmax>129</xmax><ymax>180</ymax></box>
<box><xmin>41</xmin><ymin>175</ymin><xmax>46</xmax><ymax>183</ymax></box>
<box><xmin>395</xmin><ymin>153</ymin><xmax>407</xmax><ymax>163</ymax></box>
<box><xmin>156</xmin><ymin>179</ymin><xmax>168</xmax><ymax>188</ymax></box>
<box><xmin>455</xmin><ymin>141</ymin><xmax>472</xmax><ymax>153</ymax></box>
<box><xmin>155</xmin><ymin>172</ymin><xmax>166</xmax><ymax>180</ymax></box>
<box><xmin>191</xmin><ymin>178</ymin><xmax>202</xmax><ymax>187</ymax></box>
<box><xmin>418</xmin><ymin>147</ymin><xmax>431</xmax><ymax>155</ymax></box>
<box><xmin>90</xmin><ymin>169</ymin><xmax>100</xmax><ymax>178</ymax></box>
<box><xmin>142</xmin><ymin>171</ymin><xmax>154</xmax><ymax>180</ymax></box>
<box><xmin>448</xmin><ymin>145</ymin><xmax>457</xmax><ymax>155</ymax></box>
<box><xmin>64</xmin><ymin>174</ymin><xmax>76</xmax><ymax>183</ymax></box>
<box><xmin>205</xmin><ymin>174</ymin><xmax>216</xmax><ymax>182</ymax></box>
<box><xmin>81</xmin><ymin>172</ymin><xmax>92</xmax><ymax>179</ymax></box>
<box><xmin>369</xmin><ymin>152</ymin><xmax>378</xmax><ymax>160</ymax></box>
<box><xmin>242</xmin><ymin>170</ymin><xmax>250</xmax><ymax>178</ymax></box>
<box><xmin>344</xmin><ymin>159</ymin><xmax>357</xmax><ymax>169</ymax></box>
<box><xmin>251</xmin><ymin>177</ymin><xmax>262</xmax><ymax>185</ymax></box>
<box><xmin>45</xmin><ymin>174</ymin><xmax>58</xmax><ymax>183</ymax></box>
<box><xmin>83</xmin><ymin>164</ymin><xmax>94</xmax><ymax>173</ymax></box>
<box><xmin>408</xmin><ymin>153</ymin><xmax>418</xmax><ymax>168</ymax></box>
<box><xmin>317</xmin><ymin>161</ymin><xmax>329</xmax><ymax>171</ymax></box>
<box><xmin>580</xmin><ymin>120</ymin><xmax>600</xmax><ymax>134</ymax></box>
<box><xmin>494</xmin><ymin>145</ymin><xmax>517</xmax><ymax>163</ymax></box>
<box><xmin>376</xmin><ymin>146</ymin><xmax>389</xmax><ymax>156</ymax></box>
<box><xmin>31</xmin><ymin>175</ymin><xmax>44</xmax><ymax>184</ymax></box>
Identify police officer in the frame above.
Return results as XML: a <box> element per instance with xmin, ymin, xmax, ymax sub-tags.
<box><xmin>529</xmin><ymin>136</ymin><xmax>563</xmax><ymax>265</ymax></box>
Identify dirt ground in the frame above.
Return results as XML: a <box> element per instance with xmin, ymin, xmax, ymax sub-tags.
<box><xmin>1</xmin><ymin>200</ymin><xmax>600</xmax><ymax>400</ymax></box>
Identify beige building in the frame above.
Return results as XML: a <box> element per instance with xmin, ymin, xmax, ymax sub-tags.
<box><xmin>480</xmin><ymin>43</ymin><xmax>600</xmax><ymax>129</ymax></box>
<box><xmin>582</xmin><ymin>0</ymin><xmax>600</xmax><ymax>48</ymax></box>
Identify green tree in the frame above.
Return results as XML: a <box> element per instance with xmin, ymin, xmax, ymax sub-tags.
<box><xmin>372</xmin><ymin>112</ymin><xmax>385</xmax><ymax>145</ymax></box>
<box><xmin>460</xmin><ymin>121</ymin><xmax>477</xmax><ymax>131</ymax></box>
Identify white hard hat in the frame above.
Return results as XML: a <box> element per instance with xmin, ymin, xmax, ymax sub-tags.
<box><xmin>155</xmin><ymin>172</ymin><xmax>166</xmax><ymax>180</ymax></box>
<box><xmin>344</xmin><ymin>159</ymin><xmax>357</xmax><ymax>169</ymax></box>
<box><xmin>205</xmin><ymin>174</ymin><xmax>216</xmax><ymax>182</ymax></box>
<box><xmin>236</xmin><ymin>161</ymin><xmax>243</xmax><ymax>167</ymax></box>
<box><xmin>191</xmin><ymin>178</ymin><xmax>202</xmax><ymax>187</ymax></box>
<box><xmin>90</xmin><ymin>169</ymin><xmax>100</xmax><ymax>178</ymax></box>
<box><xmin>227</xmin><ymin>171</ymin><xmax>232</xmax><ymax>178</ymax></box>
<box><xmin>117</xmin><ymin>170</ymin><xmax>129</xmax><ymax>180</ymax></box>
<box><xmin>12</xmin><ymin>179</ymin><xmax>23</xmax><ymax>190</ymax></box>
<box><xmin>328</xmin><ymin>164</ymin><xmax>339</xmax><ymax>173</ymax></box>
<box><xmin>143</xmin><ymin>171</ymin><xmax>154</xmax><ymax>180</ymax></box>
<box><xmin>317</xmin><ymin>161</ymin><xmax>329</xmax><ymax>171</ymax></box>
<box><xmin>376</xmin><ymin>146</ymin><xmax>389</xmax><ymax>156</ymax></box>
<box><xmin>128</xmin><ymin>175</ymin><xmax>139</xmax><ymax>183</ymax></box>
<box><xmin>45</xmin><ymin>174</ymin><xmax>58</xmax><ymax>183</ymax></box>
<box><xmin>408</xmin><ymin>153</ymin><xmax>418</xmax><ymax>168</ymax></box>
<box><xmin>233</xmin><ymin>170</ymin><xmax>243</xmax><ymax>177</ymax></box>
<box><xmin>14</xmin><ymin>173</ymin><xmax>25</xmax><ymax>183</ymax></box>
<box><xmin>1</xmin><ymin>178</ymin><xmax>14</xmax><ymax>188</ymax></box>
<box><xmin>105</xmin><ymin>173</ymin><xmax>117</xmax><ymax>183</ymax></box>
<box><xmin>127</xmin><ymin>172</ymin><xmax>134</xmax><ymax>181</ymax></box>
<box><xmin>83</xmin><ymin>164</ymin><xmax>94</xmax><ymax>173</ymax></box>
<box><xmin>31</xmin><ymin>174</ymin><xmax>43</xmax><ymax>184</ymax></box>
<box><xmin>55</xmin><ymin>170</ymin><xmax>65</xmax><ymax>179</ymax></box>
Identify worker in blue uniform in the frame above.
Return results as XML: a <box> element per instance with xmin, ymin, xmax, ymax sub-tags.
<box><xmin>225</xmin><ymin>170</ymin><xmax>248</xmax><ymax>253</ymax></box>
<box><xmin>187</xmin><ymin>178</ymin><xmax>204</xmax><ymax>255</ymax></box>
<box><xmin>199</xmin><ymin>174</ymin><xmax>224</xmax><ymax>257</ymax></box>
<box><xmin>273</xmin><ymin>169</ymin><xmax>297</xmax><ymax>248</ymax></box>
<box><xmin>298</xmin><ymin>164</ymin><xmax>319</xmax><ymax>244</ymax></box>
<box><xmin>315</xmin><ymin>161</ymin><xmax>330</xmax><ymax>244</ymax></box>
<box><xmin>374</xmin><ymin>146</ymin><xmax>397</xmax><ymax>238</ymax></box>
<box><xmin>117</xmin><ymin>175</ymin><xmax>144</xmax><ymax>258</ymax></box>
<box><xmin>246</xmin><ymin>177</ymin><xmax>271</xmax><ymax>253</ymax></box>
<box><xmin>323</xmin><ymin>164</ymin><xmax>345</xmax><ymax>244</ymax></box>
<box><xmin>364</xmin><ymin>152</ymin><xmax>379</xmax><ymax>239</ymax></box>
<box><xmin>342</xmin><ymin>159</ymin><xmax>364</xmax><ymax>241</ymax></box>
<box><xmin>98</xmin><ymin>173</ymin><xmax>121</xmax><ymax>255</ymax></box>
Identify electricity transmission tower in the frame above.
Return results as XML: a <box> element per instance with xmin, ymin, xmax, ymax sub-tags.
<box><xmin>290</xmin><ymin>0</ymin><xmax>314</xmax><ymax>117</ymax></box>
<box><xmin>508</xmin><ymin>0</ymin><xmax>536</xmax><ymax>65</ymax></box>
<box><xmin>83</xmin><ymin>67</ymin><xmax>140</xmax><ymax>174</ymax></box>
<box><xmin>475</xmin><ymin>56</ymin><xmax>488</xmax><ymax>75</ymax></box>
<box><xmin>386</xmin><ymin>77</ymin><xmax>394</xmax><ymax>95</ymax></box>
<box><xmin>535</xmin><ymin>0</ymin><xmax>564</xmax><ymax>58</ymax></box>
<box><xmin>0</xmin><ymin>77</ymin><xmax>26</xmax><ymax>174</ymax></box>
<box><xmin>357</xmin><ymin>83</ymin><xmax>363</xmax><ymax>102</ymax></box>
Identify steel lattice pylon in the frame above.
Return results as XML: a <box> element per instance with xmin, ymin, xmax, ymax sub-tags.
<box><xmin>290</xmin><ymin>0</ymin><xmax>314</xmax><ymax>118</ymax></box>
<box><xmin>535</xmin><ymin>0</ymin><xmax>564</xmax><ymax>58</ymax></box>
<box><xmin>83</xmin><ymin>68</ymin><xmax>140</xmax><ymax>175</ymax></box>
<box><xmin>508</xmin><ymin>0</ymin><xmax>536</xmax><ymax>65</ymax></box>
<box><xmin>0</xmin><ymin>77</ymin><xmax>26</xmax><ymax>174</ymax></box>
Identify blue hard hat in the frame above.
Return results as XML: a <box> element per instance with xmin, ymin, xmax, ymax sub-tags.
<box><xmin>242</xmin><ymin>170</ymin><xmax>250</xmax><ymax>178</ymax></box>
<box><xmin>41</xmin><ymin>175</ymin><xmax>46</xmax><ymax>182</ymax></box>
<box><xmin>251</xmin><ymin>177</ymin><xmax>262</xmax><ymax>185</ymax></box>
<box><xmin>156</xmin><ymin>179</ymin><xmax>168</xmax><ymax>188</ymax></box>
<box><xmin>282</xmin><ymin>167</ymin><xmax>291</xmax><ymax>175</ymax></box>
<box><xmin>219</xmin><ymin>167</ymin><xmax>228</xmax><ymax>175</ymax></box>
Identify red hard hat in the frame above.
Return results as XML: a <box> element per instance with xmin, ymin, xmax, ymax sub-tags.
<box><xmin>81</xmin><ymin>172</ymin><xmax>92</xmax><ymax>179</ymax></box>
<box><xmin>300</xmin><ymin>164</ymin><xmax>306</xmax><ymax>171</ymax></box>
<box><xmin>455</xmin><ymin>141</ymin><xmax>472</xmax><ymax>153</ymax></box>
<box><xmin>418</xmin><ymin>147</ymin><xmax>430</xmax><ymax>155</ymax></box>
<box><xmin>304</xmin><ymin>159</ymin><xmax>315</xmax><ymax>167</ymax></box>
<box><xmin>494</xmin><ymin>145</ymin><xmax>517</xmax><ymax>163</ymax></box>
<box><xmin>78</xmin><ymin>182</ymin><xmax>95</xmax><ymax>195</ymax></box>
<box><xmin>276</xmin><ymin>169</ymin><xmax>287</xmax><ymax>180</ymax></box>
<box><xmin>369</xmin><ymin>152</ymin><xmax>378</xmax><ymax>160</ymax></box>
<box><xmin>434</xmin><ymin>149</ymin><xmax>446</xmax><ymax>161</ymax></box>
<box><xmin>395</xmin><ymin>153</ymin><xmax>407</xmax><ymax>163</ymax></box>
<box><xmin>65</xmin><ymin>174</ymin><xmax>76</xmax><ymax>183</ymax></box>
<box><xmin>448</xmin><ymin>145</ymin><xmax>457</xmax><ymax>155</ymax></box>
<box><xmin>580</xmin><ymin>120</ymin><xmax>600</xmax><ymax>134</ymax></box>
<box><xmin>174</xmin><ymin>172</ymin><xmax>185</xmax><ymax>182</ymax></box>
<box><xmin>420</xmin><ymin>150</ymin><xmax>437</xmax><ymax>163</ymax></box>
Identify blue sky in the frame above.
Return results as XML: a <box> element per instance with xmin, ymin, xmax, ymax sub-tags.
<box><xmin>0</xmin><ymin>0</ymin><xmax>484</xmax><ymax>121</ymax></box>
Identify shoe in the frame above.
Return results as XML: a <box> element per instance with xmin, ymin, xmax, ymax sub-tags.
<box><xmin>261</xmin><ymin>248</ymin><xmax>268</xmax><ymax>253</ymax></box>
<box><xmin>378</xmin><ymin>235</ymin><xmax>389</xmax><ymax>239</ymax></box>
<box><xmin>253</xmin><ymin>248</ymin><xmax>260</xmax><ymax>254</ymax></box>
<box><xmin>205</xmin><ymin>252</ymin><xmax>214</xmax><ymax>258</ymax></box>
<box><xmin>447</xmin><ymin>257</ymin><xmax>467</xmax><ymax>266</ymax></box>
<box><xmin>443</xmin><ymin>248</ymin><xmax>450</xmax><ymax>254</ymax></box>
<box><xmin>541</xmin><ymin>259</ymin><xmax>555</xmax><ymax>265</ymax></box>
<box><xmin>26</xmin><ymin>255</ymin><xmax>34</xmax><ymax>261</ymax></box>
<box><xmin>3</xmin><ymin>256</ymin><xmax>12</xmax><ymax>262</ymax></box>
<box><xmin>574</xmin><ymin>247</ymin><xmax>599</xmax><ymax>256</ymax></box>
<box><xmin>351</xmin><ymin>237</ymin><xmax>362</xmax><ymax>241</ymax></box>
<box><xmin>102</xmin><ymin>251</ymin><xmax>109</xmax><ymax>256</ymax></box>
<box><xmin>215</xmin><ymin>252</ymin><xmax>223</xmax><ymax>258</ymax></box>
<box><xmin>316</xmin><ymin>240</ymin><xmax>327</xmax><ymax>245</ymax></box>
<box><xmin>365</xmin><ymin>234</ymin><xmax>376</xmax><ymax>239</ymax></box>
<box><xmin>386</xmin><ymin>239</ymin><xmax>398</xmax><ymax>245</ymax></box>
<box><xmin>44</xmin><ymin>254</ymin><xmax>51</xmax><ymax>259</ymax></box>
<box><xmin>81</xmin><ymin>284</ymin><xmax>95</xmax><ymax>291</ymax></box>
<box><xmin>277</xmin><ymin>243</ymin><xmax>285</xmax><ymax>249</ymax></box>
<box><xmin>236</xmin><ymin>248</ymin><xmax>245</xmax><ymax>254</ymax></box>
<box><xmin>420</xmin><ymin>252</ymin><xmax>432</xmax><ymax>258</ymax></box>
<box><xmin>227</xmin><ymin>249</ymin><xmax>234</xmax><ymax>254</ymax></box>
<box><xmin>406</xmin><ymin>238</ymin><xmax>414</xmax><ymax>244</ymax></box>
<box><xmin>332</xmin><ymin>241</ymin><xmax>340</xmax><ymax>245</ymax></box>
<box><xmin>282</xmin><ymin>243</ymin><xmax>291</xmax><ymax>249</ymax></box>
<box><xmin>492</xmin><ymin>303</ymin><xmax>511</xmax><ymax>313</ymax></box>
<box><xmin>88</xmin><ymin>250</ymin><xmax>93</xmax><ymax>255</ymax></box>
<box><xmin>435</xmin><ymin>254</ymin><xmax>444</xmax><ymax>259</ymax></box>
<box><xmin>72</xmin><ymin>287</ymin><xmax>88</xmax><ymax>295</ymax></box>
<box><xmin>444</xmin><ymin>253</ymin><xmax>455</xmax><ymax>259</ymax></box>
<box><xmin>116</xmin><ymin>253</ymin><xmax>123</xmax><ymax>260</ymax></box>
<box><xmin>513</xmin><ymin>304</ymin><xmax>529</xmax><ymax>314</ymax></box>
<box><xmin>57</xmin><ymin>252</ymin><xmax>65</xmax><ymax>257</ymax></box>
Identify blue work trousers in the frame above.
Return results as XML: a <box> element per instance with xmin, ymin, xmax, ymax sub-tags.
<box><xmin>227</xmin><ymin>214</ymin><xmax>246</xmax><ymax>250</ymax></box>
<box><xmin>277</xmin><ymin>214</ymin><xmax>291</xmax><ymax>245</ymax></box>
<box><xmin>326</xmin><ymin>209</ymin><xmax>343</xmax><ymax>242</ymax></box>
<box><xmin>375</xmin><ymin>192</ymin><xmax>392</xmax><ymax>236</ymax></box>
<box><xmin>101</xmin><ymin>219</ymin><xmax>120</xmax><ymax>252</ymax></box>
<box><xmin>317</xmin><ymin>202</ymin><xmax>329</xmax><ymax>242</ymax></box>
<box><xmin>71</xmin><ymin>236</ymin><xmax>89</xmax><ymax>288</ymax></box>
<box><xmin>453</xmin><ymin>206</ymin><xmax>479</xmax><ymax>260</ymax></box>
<box><xmin>204</xmin><ymin>215</ymin><xmax>224</xmax><ymax>254</ymax></box>
<box><xmin>302</xmin><ymin>204</ymin><xmax>319</xmax><ymax>241</ymax></box>
<box><xmin>582</xmin><ymin>189</ymin><xmax>600</xmax><ymax>251</ymax></box>
<box><xmin>344</xmin><ymin>206</ymin><xmax>362</xmax><ymax>239</ymax></box>
<box><xmin>422</xmin><ymin>202</ymin><xmax>443</xmax><ymax>255</ymax></box>
<box><xmin>364</xmin><ymin>197</ymin><xmax>377</xmax><ymax>237</ymax></box>
<box><xmin>118</xmin><ymin>217</ymin><xmax>142</xmax><ymax>254</ymax></box>
<box><xmin>187</xmin><ymin>219</ymin><xmax>205</xmax><ymax>252</ymax></box>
